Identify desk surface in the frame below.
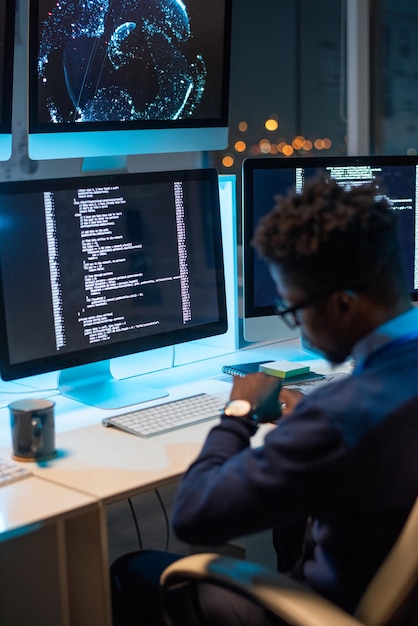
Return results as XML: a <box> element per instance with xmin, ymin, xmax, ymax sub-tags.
<box><xmin>0</xmin><ymin>475</ymin><xmax>98</xmax><ymax>538</ymax></box>
<box><xmin>0</xmin><ymin>338</ymin><xmax>348</xmax><ymax>625</ymax></box>
<box><xmin>0</xmin><ymin>339</ymin><xmax>347</xmax><ymax>507</ymax></box>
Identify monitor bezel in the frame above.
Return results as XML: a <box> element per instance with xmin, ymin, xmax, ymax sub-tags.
<box><xmin>242</xmin><ymin>154</ymin><xmax>418</xmax><ymax>341</ymax></box>
<box><xmin>0</xmin><ymin>0</ymin><xmax>15</xmax><ymax>160</ymax></box>
<box><xmin>28</xmin><ymin>0</ymin><xmax>232</xmax><ymax>159</ymax></box>
<box><xmin>0</xmin><ymin>168</ymin><xmax>227</xmax><ymax>382</ymax></box>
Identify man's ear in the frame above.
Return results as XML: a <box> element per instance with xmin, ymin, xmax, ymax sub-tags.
<box><xmin>333</xmin><ymin>289</ymin><xmax>358</xmax><ymax>316</ymax></box>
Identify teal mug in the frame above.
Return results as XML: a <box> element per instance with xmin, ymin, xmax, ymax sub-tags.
<box><xmin>9</xmin><ymin>399</ymin><xmax>56</xmax><ymax>461</ymax></box>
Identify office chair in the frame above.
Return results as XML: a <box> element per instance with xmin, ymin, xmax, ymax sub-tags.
<box><xmin>160</xmin><ymin>497</ymin><xmax>418</xmax><ymax>626</ymax></box>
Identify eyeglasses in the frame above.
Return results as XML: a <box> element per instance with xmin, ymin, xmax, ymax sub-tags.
<box><xmin>274</xmin><ymin>291</ymin><xmax>336</xmax><ymax>329</ymax></box>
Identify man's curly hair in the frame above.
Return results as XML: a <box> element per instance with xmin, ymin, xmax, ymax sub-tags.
<box><xmin>253</xmin><ymin>174</ymin><xmax>408</xmax><ymax>304</ymax></box>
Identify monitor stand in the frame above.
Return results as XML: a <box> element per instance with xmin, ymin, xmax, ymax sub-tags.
<box><xmin>81</xmin><ymin>155</ymin><xmax>128</xmax><ymax>174</ymax></box>
<box><xmin>58</xmin><ymin>360</ymin><xmax>168</xmax><ymax>410</ymax></box>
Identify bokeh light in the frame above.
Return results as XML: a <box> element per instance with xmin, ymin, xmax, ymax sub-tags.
<box><xmin>234</xmin><ymin>140</ymin><xmax>247</xmax><ymax>153</ymax></box>
<box><xmin>282</xmin><ymin>144</ymin><xmax>294</xmax><ymax>156</ymax></box>
<box><xmin>265</xmin><ymin>118</ymin><xmax>279</xmax><ymax>131</ymax></box>
<box><xmin>292</xmin><ymin>136</ymin><xmax>304</xmax><ymax>150</ymax></box>
<box><xmin>222</xmin><ymin>155</ymin><xmax>235</xmax><ymax>168</ymax></box>
<box><xmin>259</xmin><ymin>139</ymin><xmax>271</xmax><ymax>154</ymax></box>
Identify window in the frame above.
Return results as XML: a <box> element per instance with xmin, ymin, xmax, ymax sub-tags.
<box><xmin>208</xmin><ymin>0</ymin><xmax>347</xmax><ymax>179</ymax></box>
<box><xmin>371</xmin><ymin>0</ymin><xmax>418</xmax><ymax>155</ymax></box>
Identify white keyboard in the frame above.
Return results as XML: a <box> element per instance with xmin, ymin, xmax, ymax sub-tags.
<box><xmin>102</xmin><ymin>393</ymin><xmax>226</xmax><ymax>438</ymax></box>
<box><xmin>0</xmin><ymin>458</ymin><xmax>32</xmax><ymax>486</ymax></box>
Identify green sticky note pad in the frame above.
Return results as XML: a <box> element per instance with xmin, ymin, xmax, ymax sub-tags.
<box><xmin>259</xmin><ymin>360</ymin><xmax>310</xmax><ymax>379</ymax></box>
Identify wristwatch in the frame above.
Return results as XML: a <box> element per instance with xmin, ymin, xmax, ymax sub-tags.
<box><xmin>224</xmin><ymin>399</ymin><xmax>257</xmax><ymax>421</ymax></box>
<box><xmin>224</xmin><ymin>398</ymin><xmax>281</xmax><ymax>424</ymax></box>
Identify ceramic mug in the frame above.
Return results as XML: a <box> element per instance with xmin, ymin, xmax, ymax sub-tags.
<box><xmin>9</xmin><ymin>398</ymin><xmax>56</xmax><ymax>461</ymax></box>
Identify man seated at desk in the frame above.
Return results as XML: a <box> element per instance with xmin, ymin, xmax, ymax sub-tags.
<box><xmin>110</xmin><ymin>175</ymin><xmax>418</xmax><ymax>625</ymax></box>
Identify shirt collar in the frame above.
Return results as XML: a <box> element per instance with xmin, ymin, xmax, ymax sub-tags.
<box><xmin>351</xmin><ymin>307</ymin><xmax>418</xmax><ymax>371</ymax></box>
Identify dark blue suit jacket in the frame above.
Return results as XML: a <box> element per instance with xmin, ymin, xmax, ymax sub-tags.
<box><xmin>172</xmin><ymin>337</ymin><xmax>418</xmax><ymax>612</ymax></box>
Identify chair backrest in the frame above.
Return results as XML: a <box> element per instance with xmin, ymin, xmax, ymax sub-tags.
<box><xmin>161</xmin><ymin>499</ymin><xmax>418</xmax><ymax>626</ymax></box>
<box><xmin>355</xmin><ymin>496</ymin><xmax>418</xmax><ymax>626</ymax></box>
<box><xmin>161</xmin><ymin>552</ymin><xmax>365</xmax><ymax>626</ymax></box>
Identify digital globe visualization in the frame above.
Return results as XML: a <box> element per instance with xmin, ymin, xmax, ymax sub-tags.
<box><xmin>37</xmin><ymin>0</ymin><xmax>207</xmax><ymax>124</ymax></box>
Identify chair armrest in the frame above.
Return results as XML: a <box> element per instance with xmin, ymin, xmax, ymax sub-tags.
<box><xmin>161</xmin><ymin>553</ymin><xmax>364</xmax><ymax>626</ymax></box>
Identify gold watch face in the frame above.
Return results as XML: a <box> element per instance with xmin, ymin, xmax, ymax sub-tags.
<box><xmin>224</xmin><ymin>399</ymin><xmax>252</xmax><ymax>417</ymax></box>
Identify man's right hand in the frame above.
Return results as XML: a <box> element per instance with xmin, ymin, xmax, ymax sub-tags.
<box><xmin>229</xmin><ymin>372</ymin><xmax>282</xmax><ymax>422</ymax></box>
